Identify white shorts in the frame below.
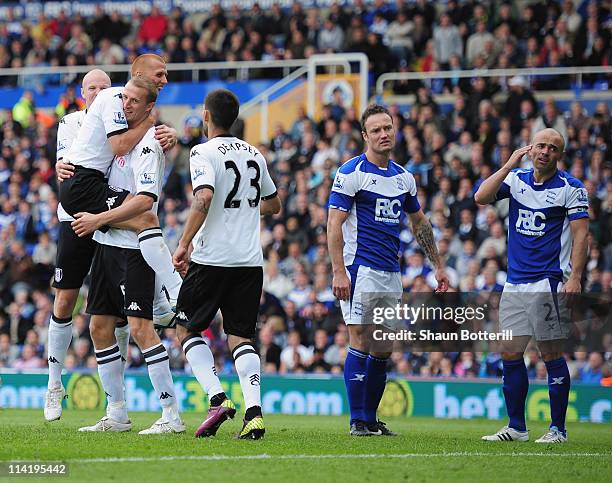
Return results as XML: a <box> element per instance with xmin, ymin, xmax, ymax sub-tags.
<box><xmin>499</xmin><ymin>278</ymin><xmax>570</xmax><ymax>341</ymax></box>
<box><xmin>340</xmin><ymin>265</ymin><xmax>402</xmax><ymax>326</ymax></box>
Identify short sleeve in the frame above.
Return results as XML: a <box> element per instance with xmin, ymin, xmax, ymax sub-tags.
<box><xmin>495</xmin><ymin>172</ymin><xmax>513</xmax><ymax>201</ymax></box>
<box><xmin>402</xmin><ymin>173</ymin><xmax>420</xmax><ymax>213</ymax></box>
<box><xmin>190</xmin><ymin>146</ymin><xmax>215</xmax><ymax>194</ymax></box>
<box><xmin>134</xmin><ymin>142</ymin><xmax>162</xmax><ymax>201</ymax></box>
<box><xmin>100</xmin><ymin>91</ymin><xmax>128</xmax><ymax>137</ymax></box>
<box><xmin>260</xmin><ymin>158</ymin><xmax>277</xmax><ymax>200</ymax></box>
<box><xmin>565</xmin><ymin>183</ymin><xmax>589</xmax><ymax>221</ymax></box>
<box><xmin>56</xmin><ymin>116</ymin><xmax>72</xmax><ymax>161</ymax></box>
<box><xmin>329</xmin><ymin>170</ymin><xmax>359</xmax><ymax>212</ymax></box>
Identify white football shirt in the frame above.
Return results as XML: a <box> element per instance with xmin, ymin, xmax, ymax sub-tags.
<box><xmin>93</xmin><ymin>127</ymin><xmax>164</xmax><ymax>249</ymax></box>
<box><xmin>56</xmin><ymin>110</ymin><xmax>86</xmax><ymax>222</ymax></box>
<box><xmin>189</xmin><ymin>135</ymin><xmax>277</xmax><ymax>267</ymax></box>
<box><xmin>65</xmin><ymin>86</ymin><xmax>127</xmax><ymax>174</ymax></box>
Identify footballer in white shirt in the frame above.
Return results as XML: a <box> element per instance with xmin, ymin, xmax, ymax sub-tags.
<box><xmin>57</xmin><ymin>54</ymin><xmax>183</xmax><ymax>317</ymax></box>
<box><xmin>78</xmin><ymin>77</ymin><xmax>185</xmax><ymax>435</ymax></box>
<box><xmin>45</xmin><ymin>69</ymin><xmax>113</xmax><ymax>423</ymax></box>
<box><xmin>172</xmin><ymin>89</ymin><xmax>281</xmax><ymax>440</ymax></box>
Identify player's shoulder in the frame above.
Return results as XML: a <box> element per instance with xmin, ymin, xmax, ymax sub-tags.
<box><xmin>60</xmin><ymin>110</ymin><xmax>84</xmax><ymax>125</ymax></box>
<box><xmin>557</xmin><ymin>170</ymin><xmax>586</xmax><ymax>190</ymax></box>
<box><xmin>132</xmin><ymin>127</ymin><xmax>161</xmax><ymax>158</ymax></box>
<box><xmin>337</xmin><ymin>155</ymin><xmax>365</xmax><ymax>175</ymax></box>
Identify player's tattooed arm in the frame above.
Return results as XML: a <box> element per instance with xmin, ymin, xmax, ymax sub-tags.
<box><xmin>409</xmin><ymin>210</ymin><xmax>449</xmax><ymax>292</ymax></box>
<box><xmin>173</xmin><ymin>187</ymin><xmax>213</xmax><ymax>275</ymax></box>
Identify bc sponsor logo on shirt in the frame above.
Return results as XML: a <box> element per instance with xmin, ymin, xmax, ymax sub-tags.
<box><xmin>140</xmin><ymin>172</ymin><xmax>156</xmax><ymax>185</ymax></box>
<box><xmin>113</xmin><ymin>112</ymin><xmax>127</xmax><ymax>125</ymax></box>
<box><xmin>375</xmin><ymin>198</ymin><xmax>401</xmax><ymax>224</ymax></box>
<box><xmin>515</xmin><ymin>209</ymin><xmax>546</xmax><ymax>236</ymax></box>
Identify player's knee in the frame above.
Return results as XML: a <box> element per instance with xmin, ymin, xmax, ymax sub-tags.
<box><xmin>90</xmin><ymin>318</ymin><xmax>115</xmax><ymax>344</ymax></box>
<box><xmin>129</xmin><ymin>319</ymin><xmax>155</xmax><ymax>347</ymax></box>
<box><xmin>502</xmin><ymin>352</ymin><xmax>524</xmax><ymax>361</ymax></box>
<box><xmin>541</xmin><ymin>352</ymin><xmax>562</xmax><ymax>362</ymax></box>
<box><xmin>53</xmin><ymin>289</ymin><xmax>78</xmax><ymax>318</ymax></box>
<box><xmin>137</xmin><ymin>211</ymin><xmax>159</xmax><ymax>231</ymax></box>
<box><xmin>175</xmin><ymin>324</ymin><xmax>189</xmax><ymax>343</ymax></box>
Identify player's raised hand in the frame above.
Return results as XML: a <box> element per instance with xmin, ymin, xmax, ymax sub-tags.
<box><xmin>56</xmin><ymin>161</ymin><xmax>75</xmax><ymax>182</ymax></box>
<box><xmin>434</xmin><ymin>268</ymin><xmax>450</xmax><ymax>293</ymax></box>
<box><xmin>332</xmin><ymin>270</ymin><xmax>351</xmax><ymax>301</ymax></box>
<box><xmin>155</xmin><ymin>124</ymin><xmax>178</xmax><ymax>151</ymax></box>
<box><xmin>71</xmin><ymin>212</ymin><xmax>102</xmax><ymax>237</ymax></box>
<box><xmin>503</xmin><ymin>144</ymin><xmax>532</xmax><ymax>171</ymax></box>
<box><xmin>172</xmin><ymin>243</ymin><xmax>189</xmax><ymax>277</ymax></box>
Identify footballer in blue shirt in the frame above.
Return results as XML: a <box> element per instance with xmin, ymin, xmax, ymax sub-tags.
<box><xmin>475</xmin><ymin>128</ymin><xmax>589</xmax><ymax>443</ymax></box>
<box><xmin>328</xmin><ymin>104</ymin><xmax>449</xmax><ymax>436</ymax></box>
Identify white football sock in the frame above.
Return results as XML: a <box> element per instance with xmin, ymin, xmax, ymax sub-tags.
<box><xmin>95</xmin><ymin>344</ymin><xmax>128</xmax><ymax>422</ymax></box>
<box><xmin>232</xmin><ymin>343</ymin><xmax>261</xmax><ymax>410</ymax></box>
<box><xmin>114</xmin><ymin>323</ymin><xmax>130</xmax><ymax>370</ymax></box>
<box><xmin>153</xmin><ymin>276</ymin><xmax>173</xmax><ymax>314</ymax></box>
<box><xmin>142</xmin><ymin>343</ymin><xmax>179</xmax><ymax>418</ymax></box>
<box><xmin>181</xmin><ymin>335</ymin><xmax>224</xmax><ymax>402</ymax></box>
<box><xmin>138</xmin><ymin>228</ymin><xmax>182</xmax><ymax>300</ymax></box>
<box><xmin>47</xmin><ymin>315</ymin><xmax>73</xmax><ymax>389</ymax></box>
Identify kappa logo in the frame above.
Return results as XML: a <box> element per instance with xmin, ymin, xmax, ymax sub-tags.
<box><xmin>127</xmin><ymin>302</ymin><xmax>142</xmax><ymax>311</ymax></box>
<box><xmin>141</xmin><ymin>146</ymin><xmax>153</xmax><ymax>156</ymax></box>
<box><xmin>59</xmin><ymin>117</ymin><xmax>66</xmax><ymax>124</ymax></box>
<box><xmin>249</xmin><ymin>374</ymin><xmax>260</xmax><ymax>386</ymax></box>
<box><xmin>48</xmin><ymin>356</ymin><xmax>59</xmax><ymax>364</ymax></box>
<box><xmin>106</xmin><ymin>196</ymin><xmax>118</xmax><ymax>210</ymax></box>
<box><xmin>159</xmin><ymin>391</ymin><xmax>173</xmax><ymax>400</ymax></box>
<box><xmin>54</xmin><ymin>268</ymin><xmax>63</xmax><ymax>282</ymax></box>
<box><xmin>350</xmin><ymin>373</ymin><xmax>365</xmax><ymax>382</ymax></box>
<box><xmin>190</xmin><ymin>149</ymin><xmax>200</xmax><ymax>158</ymax></box>
<box><xmin>176</xmin><ymin>311</ymin><xmax>188</xmax><ymax>321</ymax></box>
<box><xmin>113</xmin><ymin>111</ymin><xmax>127</xmax><ymax>125</ymax></box>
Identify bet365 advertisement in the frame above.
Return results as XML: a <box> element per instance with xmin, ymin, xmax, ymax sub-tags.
<box><xmin>0</xmin><ymin>372</ymin><xmax>609</xmax><ymax>422</ymax></box>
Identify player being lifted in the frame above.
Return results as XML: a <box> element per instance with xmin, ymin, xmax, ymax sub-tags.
<box><xmin>79</xmin><ymin>78</ymin><xmax>184</xmax><ymax>434</ymax></box>
<box><xmin>46</xmin><ymin>56</ymin><xmax>179</xmax><ymax>421</ymax></box>
<box><xmin>328</xmin><ymin>104</ymin><xmax>449</xmax><ymax>436</ymax></box>
<box><xmin>45</xmin><ymin>69</ymin><xmax>114</xmax><ymax>421</ymax></box>
<box><xmin>476</xmin><ymin>128</ymin><xmax>589</xmax><ymax>443</ymax></box>
<box><xmin>172</xmin><ymin>89</ymin><xmax>281</xmax><ymax>439</ymax></box>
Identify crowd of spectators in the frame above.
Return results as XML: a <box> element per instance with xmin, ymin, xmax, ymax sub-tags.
<box><xmin>0</xmin><ymin>0</ymin><xmax>609</xmax><ymax>90</ymax></box>
<box><xmin>0</xmin><ymin>0</ymin><xmax>611</xmax><ymax>385</ymax></box>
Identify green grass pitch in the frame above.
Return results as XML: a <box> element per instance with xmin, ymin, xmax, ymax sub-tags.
<box><xmin>0</xmin><ymin>409</ymin><xmax>610</xmax><ymax>482</ymax></box>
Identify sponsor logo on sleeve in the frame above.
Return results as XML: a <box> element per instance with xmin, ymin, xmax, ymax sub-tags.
<box><xmin>333</xmin><ymin>175</ymin><xmax>345</xmax><ymax>189</ymax></box>
<box><xmin>576</xmin><ymin>188</ymin><xmax>588</xmax><ymax>204</ymax></box>
<box><xmin>140</xmin><ymin>172</ymin><xmax>156</xmax><ymax>185</ymax></box>
<box><xmin>113</xmin><ymin>112</ymin><xmax>127</xmax><ymax>125</ymax></box>
<box><xmin>193</xmin><ymin>167</ymin><xmax>206</xmax><ymax>180</ymax></box>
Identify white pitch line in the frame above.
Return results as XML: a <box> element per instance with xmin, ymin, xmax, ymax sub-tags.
<box><xmin>21</xmin><ymin>452</ymin><xmax>609</xmax><ymax>464</ymax></box>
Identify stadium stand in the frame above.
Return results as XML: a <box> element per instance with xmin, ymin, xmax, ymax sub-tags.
<box><xmin>0</xmin><ymin>0</ymin><xmax>610</xmax><ymax>385</ymax></box>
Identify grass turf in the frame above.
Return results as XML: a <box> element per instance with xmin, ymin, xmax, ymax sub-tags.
<box><xmin>0</xmin><ymin>409</ymin><xmax>610</xmax><ymax>482</ymax></box>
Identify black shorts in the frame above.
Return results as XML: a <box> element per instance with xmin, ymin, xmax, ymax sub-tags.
<box><xmin>86</xmin><ymin>244</ymin><xmax>154</xmax><ymax>320</ymax></box>
<box><xmin>59</xmin><ymin>165</ymin><xmax>129</xmax><ymax>217</ymax></box>
<box><xmin>176</xmin><ymin>263</ymin><xmax>263</xmax><ymax>339</ymax></box>
<box><xmin>52</xmin><ymin>221</ymin><xmax>96</xmax><ymax>289</ymax></box>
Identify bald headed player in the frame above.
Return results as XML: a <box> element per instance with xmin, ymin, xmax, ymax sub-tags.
<box><xmin>476</xmin><ymin>128</ymin><xmax>589</xmax><ymax>443</ymax></box>
<box><xmin>46</xmin><ymin>69</ymin><xmax>113</xmax><ymax>421</ymax></box>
